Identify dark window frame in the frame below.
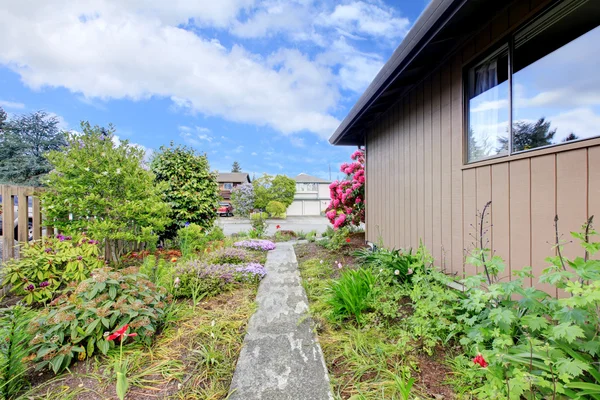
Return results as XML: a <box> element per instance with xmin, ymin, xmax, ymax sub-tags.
<box><xmin>464</xmin><ymin>0</ymin><xmax>600</xmax><ymax>164</ymax></box>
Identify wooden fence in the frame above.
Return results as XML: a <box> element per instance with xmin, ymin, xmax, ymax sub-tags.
<box><xmin>1</xmin><ymin>185</ymin><xmax>51</xmax><ymax>261</ymax></box>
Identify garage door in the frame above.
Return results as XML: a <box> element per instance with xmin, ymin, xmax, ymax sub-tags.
<box><xmin>303</xmin><ymin>201</ymin><xmax>320</xmax><ymax>215</ymax></box>
<box><xmin>287</xmin><ymin>201</ymin><xmax>303</xmax><ymax>216</ymax></box>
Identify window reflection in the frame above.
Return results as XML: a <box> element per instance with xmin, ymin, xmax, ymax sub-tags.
<box><xmin>467</xmin><ymin>49</ymin><xmax>509</xmax><ymax>162</ymax></box>
<box><xmin>513</xmin><ymin>25</ymin><xmax>600</xmax><ymax>152</ymax></box>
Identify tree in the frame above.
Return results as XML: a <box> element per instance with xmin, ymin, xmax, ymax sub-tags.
<box><xmin>41</xmin><ymin>122</ymin><xmax>170</xmax><ymax>262</ymax></box>
<box><xmin>0</xmin><ymin>110</ymin><xmax>67</xmax><ymax>186</ymax></box>
<box><xmin>231</xmin><ymin>161</ymin><xmax>242</xmax><ymax>172</ymax></box>
<box><xmin>253</xmin><ymin>174</ymin><xmax>296</xmax><ymax>209</ymax></box>
<box><xmin>231</xmin><ymin>182</ymin><xmax>255</xmax><ymax>217</ymax></box>
<box><xmin>151</xmin><ymin>143</ymin><xmax>220</xmax><ymax>239</ymax></box>
<box><xmin>563</xmin><ymin>133</ymin><xmax>579</xmax><ymax>142</ymax></box>
<box><xmin>325</xmin><ymin>149</ymin><xmax>365</xmax><ymax>229</ymax></box>
<box><xmin>499</xmin><ymin>117</ymin><xmax>555</xmax><ymax>152</ymax></box>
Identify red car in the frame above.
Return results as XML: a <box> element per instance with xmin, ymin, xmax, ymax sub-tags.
<box><xmin>218</xmin><ymin>202</ymin><xmax>234</xmax><ymax>217</ymax></box>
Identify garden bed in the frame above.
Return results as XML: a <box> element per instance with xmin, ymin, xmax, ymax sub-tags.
<box><xmin>295</xmin><ymin>240</ymin><xmax>456</xmax><ymax>399</ymax></box>
<box><xmin>22</xmin><ymin>287</ymin><xmax>258</xmax><ymax>399</ymax></box>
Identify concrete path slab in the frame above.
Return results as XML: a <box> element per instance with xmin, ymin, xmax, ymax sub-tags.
<box><xmin>229</xmin><ymin>242</ymin><xmax>333</xmax><ymax>400</ymax></box>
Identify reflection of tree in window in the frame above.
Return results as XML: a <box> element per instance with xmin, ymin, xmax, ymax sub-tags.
<box><xmin>499</xmin><ymin>118</ymin><xmax>555</xmax><ymax>152</ymax></box>
<box><xmin>563</xmin><ymin>133</ymin><xmax>579</xmax><ymax>142</ymax></box>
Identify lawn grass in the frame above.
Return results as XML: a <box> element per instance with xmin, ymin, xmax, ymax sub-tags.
<box><xmin>18</xmin><ymin>286</ymin><xmax>258</xmax><ymax>400</ymax></box>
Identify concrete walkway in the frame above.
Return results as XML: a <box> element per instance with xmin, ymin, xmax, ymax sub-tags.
<box><xmin>229</xmin><ymin>242</ymin><xmax>333</xmax><ymax>400</ymax></box>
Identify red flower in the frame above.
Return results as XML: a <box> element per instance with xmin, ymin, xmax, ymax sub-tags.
<box><xmin>105</xmin><ymin>324</ymin><xmax>138</xmax><ymax>341</ymax></box>
<box><xmin>276</xmin><ymin>225</ymin><xmax>281</xmax><ymax>229</ymax></box>
<box><xmin>345</xmin><ymin>238</ymin><xmax>351</xmax><ymax>243</ymax></box>
<box><xmin>473</xmin><ymin>354</ymin><xmax>488</xmax><ymax>368</ymax></box>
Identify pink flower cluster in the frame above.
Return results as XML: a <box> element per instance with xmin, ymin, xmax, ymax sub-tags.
<box><xmin>325</xmin><ymin>149</ymin><xmax>365</xmax><ymax>229</ymax></box>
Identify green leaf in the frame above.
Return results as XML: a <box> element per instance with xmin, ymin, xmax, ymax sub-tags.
<box><xmin>488</xmin><ymin>308</ymin><xmax>516</xmax><ymax>331</ymax></box>
<box><xmin>551</xmin><ymin>323</ymin><xmax>585</xmax><ymax>343</ymax></box>
<box><xmin>555</xmin><ymin>358</ymin><xmax>589</xmax><ymax>380</ymax></box>
<box><xmin>116</xmin><ymin>371</ymin><xmax>129</xmax><ymax>400</ymax></box>
<box><xmin>50</xmin><ymin>354</ymin><xmax>65</xmax><ymax>374</ymax></box>
<box><xmin>85</xmin><ymin>319</ymin><xmax>100</xmax><ymax>335</ymax></box>
<box><xmin>521</xmin><ymin>315</ymin><xmax>549</xmax><ymax>332</ymax></box>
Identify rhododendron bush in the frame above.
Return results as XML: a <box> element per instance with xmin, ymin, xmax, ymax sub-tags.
<box><xmin>325</xmin><ymin>149</ymin><xmax>365</xmax><ymax>229</ymax></box>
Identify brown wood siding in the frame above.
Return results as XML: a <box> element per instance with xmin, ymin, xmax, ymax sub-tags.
<box><xmin>364</xmin><ymin>0</ymin><xmax>600</xmax><ymax>290</ymax></box>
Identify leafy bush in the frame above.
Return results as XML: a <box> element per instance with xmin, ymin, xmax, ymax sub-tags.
<box><xmin>42</xmin><ymin>123</ymin><xmax>171</xmax><ymax>262</ymax></box>
<box><xmin>318</xmin><ymin>226</ymin><xmax>350</xmax><ymax>251</ymax></box>
<box><xmin>249</xmin><ymin>212</ymin><xmax>268</xmax><ymax>237</ymax></box>
<box><xmin>140</xmin><ymin>255</ymin><xmax>173</xmax><ymax>290</ymax></box>
<box><xmin>0</xmin><ymin>305</ymin><xmax>35</xmax><ymax>398</ymax></box>
<box><xmin>354</xmin><ymin>247</ymin><xmax>421</xmax><ymax>283</ymax></box>
<box><xmin>266</xmin><ymin>201</ymin><xmax>286</xmax><ymax>218</ymax></box>
<box><xmin>305</xmin><ymin>230</ymin><xmax>318</xmax><ymax>242</ymax></box>
<box><xmin>151</xmin><ymin>143</ymin><xmax>219</xmax><ymax>238</ymax></box>
<box><xmin>28</xmin><ymin>267</ymin><xmax>169</xmax><ymax>373</ymax></box>
<box><xmin>231</xmin><ymin>183</ymin><xmax>255</xmax><ymax>218</ymax></box>
<box><xmin>174</xmin><ymin>261</ymin><xmax>266</xmax><ymax>298</ymax></box>
<box><xmin>2</xmin><ymin>235</ymin><xmax>104</xmax><ymax>304</ymax></box>
<box><xmin>177</xmin><ymin>224</ymin><xmax>225</xmax><ymax>258</ymax></box>
<box><xmin>327</xmin><ymin>268</ymin><xmax>375</xmax><ymax>324</ymax></box>
<box><xmin>322</xmin><ymin>226</ymin><xmax>335</xmax><ymax>238</ymax></box>
<box><xmin>250</xmin><ymin>212</ymin><xmax>269</xmax><ymax>221</ymax></box>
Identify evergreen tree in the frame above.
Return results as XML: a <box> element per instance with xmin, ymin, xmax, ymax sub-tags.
<box><xmin>231</xmin><ymin>161</ymin><xmax>241</xmax><ymax>172</ymax></box>
<box><xmin>0</xmin><ymin>110</ymin><xmax>67</xmax><ymax>186</ymax></box>
<box><xmin>563</xmin><ymin>133</ymin><xmax>579</xmax><ymax>142</ymax></box>
<box><xmin>499</xmin><ymin>117</ymin><xmax>556</xmax><ymax>152</ymax></box>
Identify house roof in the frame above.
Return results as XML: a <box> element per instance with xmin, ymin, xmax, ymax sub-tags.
<box><xmin>294</xmin><ymin>173</ymin><xmax>330</xmax><ymax>184</ymax></box>
<box><xmin>217</xmin><ymin>172</ymin><xmax>251</xmax><ymax>183</ymax></box>
<box><xmin>329</xmin><ymin>0</ymin><xmax>510</xmax><ymax>146</ymax></box>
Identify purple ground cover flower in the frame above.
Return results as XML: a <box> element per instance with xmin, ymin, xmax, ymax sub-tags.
<box><xmin>207</xmin><ymin>247</ymin><xmax>250</xmax><ymax>264</ymax></box>
<box><xmin>175</xmin><ymin>261</ymin><xmax>267</xmax><ymax>283</ymax></box>
<box><xmin>233</xmin><ymin>240</ymin><xmax>276</xmax><ymax>251</ymax></box>
<box><xmin>236</xmin><ymin>263</ymin><xmax>267</xmax><ymax>279</ymax></box>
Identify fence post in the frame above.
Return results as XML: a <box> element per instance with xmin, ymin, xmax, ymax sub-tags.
<box><xmin>32</xmin><ymin>195</ymin><xmax>42</xmax><ymax>240</ymax></box>
<box><xmin>17</xmin><ymin>187</ymin><xmax>28</xmax><ymax>244</ymax></box>
<box><xmin>2</xmin><ymin>185</ymin><xmax>15</xmax><ymax>260</ymax></box>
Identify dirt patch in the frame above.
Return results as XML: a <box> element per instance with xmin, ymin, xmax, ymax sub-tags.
<box><xmin>414</xmin><ymin>347</ymin><xmax>456</xmax><ymax>399</ymax></box>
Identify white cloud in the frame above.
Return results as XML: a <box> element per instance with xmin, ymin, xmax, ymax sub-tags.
<box><xmin>548</xmin><ymin>108</ymin><xmax>600</xmax><ymax>142</ymax></box>
<box><xmin>289</xmin><ymin>136</ymin><xmax>305</xmax><ymax>147</ymax></box>
<box><xmin>0</xmin><ymin>100</ymin><xmax>25</xmax><ymax>109</ymax></box>
<box><xmin>0</xmin><ymin>1</ymin><xmax>341</xmax><ymax>139</ymax></box>
<box><xmin>251</xmin><ymin>152</ymin><xmax>258</xmax><ymax>156</ymax></box>
<box><xmin>323</xmin><ymin>2</ymin><xmax>410</xmax><ymax>39</ymax></box>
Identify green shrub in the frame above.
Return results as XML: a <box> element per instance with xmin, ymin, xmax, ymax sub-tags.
<box><xmin>354</xmin><ymin>247</ymin><xmax>421</xmax><ymax>283</ymax></box>
<box><xmin>151</xmin><ymin>143</ymin><xmax>220</xmax><ymax>239</ymax></box>
<box><xmin>177</xmin><ymin>224</ymin><xmax>225</xmax><ymax>258</ymax></box>
<box><xmin>266</xmin><ymin>201</ymin><xmax>286</xmax><ymax>218</ymax></box>
<box><xmin>249</xmin><ymin>213</ymin><xmax>268</xmax><ymax>238</ymax></box>
<box><xmin>28</xmin><ymin>267</ymin><xmax>169</xmax><ymax>373</ymax></box>
<box><xmin>306</xmin><ymin>230</ymin><xmax>317</xmax><ymax>242</ymax></box>
<box><xmin>327</xmin><ymin>268</ymin><xmax>375</xmax><ymax>324</ymax></box>
<box><xmin>0</xmin><ymin>305</ymin><xmax>36</xmax><ymax>398</ymax></box>
<box><xmin>42</xmin><ymin>123</ymin><xmax>171</xmax><ymax>263</ymax></box>
<box><xmin>140</xmin><ymin>255</ymin><xmax>174</xmax><ymax>290</ymax></box>
<box><xmin>2</xmin><ymin>235</ymin><xmax>104</xmax><ymax>305</ymax></box>
<box><xmin>319</xmin><ymin>226</ymin><xmax>350</xmax><ymax>251</ymax></box>
<box><xmin>322</xmin><ymin>226</ymin><xmax>335</xmax><ymax>238</ymax></box>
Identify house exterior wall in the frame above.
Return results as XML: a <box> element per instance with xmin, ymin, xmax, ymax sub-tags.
<box><xmin>365</xmin><ymin>0</ymin><xmax>600</xmax><ymax>291</ymax></box>
<box><xmin>287</xmin><ymin>182</ymin><xmax>331</xmax><ymax>216</ymax></box>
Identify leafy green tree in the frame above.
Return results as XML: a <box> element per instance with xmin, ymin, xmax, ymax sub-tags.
<box><xmin>151</xmin><ymin>143</ymin><xmax>219</xmax><ymax>239</ymax></box>
<box><xmin>41</xmin><ymin>122</ymin><xmax>170</xmax><ymax>262</ymax></box>
<box><xmin>231</xmin><ymin>161</ymin><xmax>241</xmax><ymax>172</ymax></box>
<box><xmin>0</xmin><ymin>110</ymin><xmax>66</xmax><ymax>186</ymax></box>
<box><xmin>253</xmin><ymin>174</ymin><xmax>296</xmax><ymax>209</ymax></box>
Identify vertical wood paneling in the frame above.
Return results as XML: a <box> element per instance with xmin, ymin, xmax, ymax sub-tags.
<box><xmin>396</xmin><ymin>103</ymin><xmax>405</xmax><ymax>248</ymax></box>
<box><xmin>475</xmin><ymin>22</ymin><xmax>492</xmax><ymax>53</ymax></box>
<box><xmin>441</xmin><ymin>68</ymin><xmax>453</xmax><ymax>273</ymax></box>
<box><xmin>509</xmin><ymin>0</ymin><xmax>531</xmax><ymax>28</ymax></box>
<box><xmin>531</xmin><ymin>155</ymin><xmax>557</xmax><ymax>295</ymax></box>
<box><xmin>491</xmin><ymin>163</ymin><xmax>511</xmax><ymax>276</ymax></box>
<box><xmin>491</xmin><ymin>8</ymin><xmax>509</xmax><ymax>40</ymax></box>
<box><xmin>463</xmin><ymin>169</ymin><xmax>477</xmax><ymax>277</ymax></box>
<box><xmin>431</xmin><ymin>71</ymin><xmax>443</xmax><ymax>267</ymax></box>
<box><xmin>410</xmin><ymin>90</ymin><xmax>418</xmax><ymax>249</ymax></box>
<box><xmin>510</xmin><ymin>159</ymin><xmax>531</xmax><ymax>284</ymax></box>
<box><xmin>32</xmin><ymin>196</ymin><xmax>42</xmax><ymax>240</ymax></box>
<box><xmin>424</xmin><ymin>78</ymin><xmax>433</xmax><ymax>252</ymax></box>
<box><xmin>476</xmin><ymin>166</ymin><xmax>492</xmax><ymax>270</ymax></box>
<box><xmin>451</xmin><ymin>57</ymin><xmax>464</xmax><ymax>277</ymax></box>
<box><xmin>17</xmin><ymin>188</ymin><xmax>28</xmax><ymax>243</ymax></box>
<box><xmin>404</xmin><ymin>97</ymin><xmax>411</xmax><ymax>249</ymax></box>
<box><xmin>2</xmin><ymin>186</ymin><xmax>14</xmax><ymax>260</ymax></box>
<box><xmin>557</xmin><ymin>150</ymin><xmax>588</xmax><ymax>261</ymax></box>
<box><xmin>417</xmin><ymin>85</ymin><xmax>425</xmax><ymax>245</ymax></box>
<box><xmin>589</xmin><ymin>146</ymin><xmax>600</xmax><ymax>239</ymax></box>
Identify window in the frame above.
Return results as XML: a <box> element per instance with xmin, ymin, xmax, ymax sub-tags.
<box><xmin>466</xmin><ymin>0</ymin><xmax>600</xmax><ymax>163</ymax></box>
<box><xmin>297</xmin><ymin>183</ymin><xmax>318</xmax><ymax>192</ymax></box>
<box><xmin>223</xmin><ymin>183</ymin><xmax>233</xmax><ymax>190</ymax></box>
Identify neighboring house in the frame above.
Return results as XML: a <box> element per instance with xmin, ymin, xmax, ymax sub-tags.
<box><xmin>216</xmin><ymin>173</ymin><xmax>251</xmax><ymax>204</ymax></box>
<box><xmin>287</xmin><ymin>173</ymin><xmax>331</xmax><ymax>216</ymax></box>
<box><xmin>330</xmin><ymin>0</ymin><xmax>600</xmax><ymax>288</ymax></box>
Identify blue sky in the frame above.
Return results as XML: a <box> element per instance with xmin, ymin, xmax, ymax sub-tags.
<box><xmin>0</xmin><ymin>0</ymin><xmax>429</xmax><ymax>180</ymax></box>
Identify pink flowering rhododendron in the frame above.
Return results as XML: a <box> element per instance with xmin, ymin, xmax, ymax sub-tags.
<box><xmin>325</xmin><ymin>149</ymin><xmax>365</xmax><ymax>229</ymax></box>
